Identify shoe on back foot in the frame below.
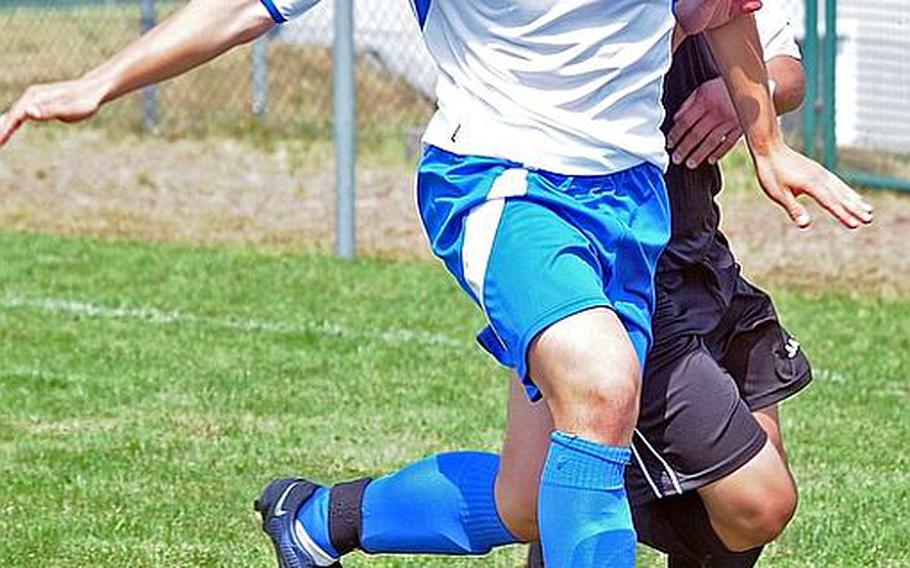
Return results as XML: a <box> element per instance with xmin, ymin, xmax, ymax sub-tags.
<box><xmin>254</xmin><ymin>478</ymin><xmax>342</xmax><ymax>568</ymax></box>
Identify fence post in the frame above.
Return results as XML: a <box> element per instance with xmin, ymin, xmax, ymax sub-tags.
<box><xmin>822</xmin><ymin>0</ymin><xmax>838</xmax><ymax>170</ymax></box>
<box><xmin>252</xmin><ymin>34</ymin><xmax>269</xmax><ymax>120</ymax></box>
<box><xmin>803</xmin><ymin>0</ymin><xmax>819</xmax><ymax>158</ymax></box>
<box><xmin>334</xmin><ymin>0</ymin><xmax>357</xmax><ymax>258</ymax></box>
<box><xmin>140</xmin><ymin>0</ymin><xmax>159</xmax><ymax>133</ymax></box>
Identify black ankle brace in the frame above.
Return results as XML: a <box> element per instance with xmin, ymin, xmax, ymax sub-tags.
<box><xmin>328</xmin><ymin>477</ymin><xmax>373</xmax><ymax>555</ymax></box>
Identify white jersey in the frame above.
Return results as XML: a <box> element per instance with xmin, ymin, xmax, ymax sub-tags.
<box><xmin>756</xmin><ymin>1</ymin><xmax>801</xmax><ymax>61</ymax></box>
<box><xmin>262</xmin><ymin>0</ymin><xmax>675</xmax><ymax>175</ymax></box>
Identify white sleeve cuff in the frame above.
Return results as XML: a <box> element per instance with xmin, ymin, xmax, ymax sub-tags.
<box><xmin>259</xmin><ymin>0</ymin><xmax>321</xmax><ymax>23</ymax></box>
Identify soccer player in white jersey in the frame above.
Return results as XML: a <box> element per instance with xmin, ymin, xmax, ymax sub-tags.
<box><xmin>0</xmin><ymin>1</ymin><xmax>872</xmax><ymax>567</ymax></box>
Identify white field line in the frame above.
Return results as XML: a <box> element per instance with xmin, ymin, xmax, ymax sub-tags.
<box><xmin>0</xmin><ymin>295</ymin><xmax>845</xmax><ymax>383</ymax></box>
<box><xmin>5</xmin><ymin>364</ymin><xmax>91</xmax><ymax>383</ymax></box>
<box><xmin>0</xmin><ymin>295</ymin><xmax>468</xmax><ymax>350</ymax></box>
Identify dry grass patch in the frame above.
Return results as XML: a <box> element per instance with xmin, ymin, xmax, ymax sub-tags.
<box><xmin>1</xmin><ymin>129</ymin><xmax>909</xmax><ymax>297</ymax></box>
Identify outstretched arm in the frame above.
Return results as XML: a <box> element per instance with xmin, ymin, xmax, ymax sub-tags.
<box><xmin>0</xmin><ymin>0</ymin><xmax>275</xmax><ymax>145</ymax></box>
<box><xmin>707</xmin><ymin>15</ymin><xmax>873</xmax><ymax>229</ymax></box>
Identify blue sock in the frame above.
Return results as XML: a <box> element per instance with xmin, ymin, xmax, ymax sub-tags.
<box><xmin>295</xmin><ymin>452</ymin><xmax>516</xmax><ymax>559</ymax></box>
<box><xmin>361</xmin><ymin>451</ymin><xmax>517</xmax><ymax>554</ymax></box>
<box><xmin>539</xmin><ymin>431</ymin><xmax>636</xmax><ymax>567</ymax></box>
<box><xmin>296</xmin><ymin>486</ymin><xmax>340</xmax><ymax>559</ymax></box>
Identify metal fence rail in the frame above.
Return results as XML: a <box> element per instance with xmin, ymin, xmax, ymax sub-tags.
<box><xmin>803</xmin><ymin>0</ymin><xmax>910</xmax><ymax>192</ymax></box>
<box><xmin>0</xmin><ymin>0</ymin><xmax>435</xmax><ymax>256</ymax></box>
<box><xmin>1</xmin><ymin>1</ymin><xmax>908</xmax><ymax>258</ymax></box>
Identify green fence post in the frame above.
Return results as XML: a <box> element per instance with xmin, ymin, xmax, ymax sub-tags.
<box><xmin>803</xmin><ymin>0</ymin><xmax>819</xmax><ymax>158</ymax></box>
<box><xmin>822</xmin><ymin>0</ymin><xmax>838</xmax><ymax>170</ymax></box>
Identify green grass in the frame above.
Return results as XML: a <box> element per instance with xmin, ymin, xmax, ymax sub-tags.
<box><xmin>0</xmin><ymin>233</ymin><xmax>907</xmax><ymax>567</ymax></box>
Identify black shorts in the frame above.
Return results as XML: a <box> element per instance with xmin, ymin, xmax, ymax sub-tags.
<box><xmin>626</xmin><ymin>270</ymin><xmax>813</xmax><ymax>504</ymax></box>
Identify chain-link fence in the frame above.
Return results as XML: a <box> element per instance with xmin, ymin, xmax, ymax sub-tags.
<box><xmin>0</xmin><ymin>0</ymin><xmax>434</xmax><ymax>151</ymax></box>
<box><xmin>815</xmin><ymin>0</ymin><xmax>910</xmax><ymax>191</ymax></box>
<box><xmin>2</xmin><ymin>0</ymin><xmax>908</xmax><ymax>257</ymax></box>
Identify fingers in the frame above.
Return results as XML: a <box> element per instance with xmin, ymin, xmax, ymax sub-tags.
<box><xmin>737</xmin><ymin>1</ymin><xmax>764</xmax><ymax>15</ymax></box>
<box><xmin>670</xmin><ymin>115</ymin><xmax>726</xmax><ymax>166</ymax></box>
<box><xmin>707</xmin><ymin>127</ymin><xmax>742</xmax><ymax>165</ymax></box>
<box><xmin>834</xmin><ymin>187</ymin><xmax>873</xmax><ymax>225</ymax></box>
<box><xmin>840</xmin><ymin>198</ymin><xmax>872</xmax><ymax>227</ymax></box>
<box><xmin>667</xmin><ymin>94</ymin><xmax>702</xmax><ymax>149</ymax></box>
<box><xmin>0</xmin><ymin>89</ymin><xmax>47</xmax><ymax>146</ymax></box>
<box><xmin>760</xmin><ymin>148</ymin><xmax>874</xmax><ymax>230</ymax></box>
<box><xmin>813</xmin><ymin>170</ymin><xmax>873</xmax><ymax>229</ymax></box>
<box><xmin>832</xmin><ymin>176</ymin><xmax>874</xmax><ymax>219</ymax></box>
<box><xmin>798</xmin><ymin>177</ymin><xmax>866</xmax><ymax>230</ymax></box>
<box><xmin>685</xmin><ymin>124</ymin><xmax>739</xmax><ymax>168</ymax></box>
<box><xmin>0</xmin><ymin>105</ymin><xmax>28</xmax><ymax>146</ymax></box>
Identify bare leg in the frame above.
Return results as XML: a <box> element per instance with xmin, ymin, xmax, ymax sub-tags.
<box><xmin>529</xmin><ymin>308</ymin><xmax>641</xmax><ymax>445</ymax></box>
<box><xmin>528</xmin><ymin>307</ymin><xmax>642</xmax><ymax>566</ymax></box>
<box><xmin>496</xmin><ymin>373</ymin><xmax>553</xmax><ymax>541</ymax></box>
<box><xmin>699</xmin><ymin>404</ymin><xmax>798</xmax><ymax>552</ymax></box>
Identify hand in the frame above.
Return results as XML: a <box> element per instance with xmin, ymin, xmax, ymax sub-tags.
<box><xmin>675</xmin><ymin>0</ymin><xmax>763</xmax><ymax>35</ymax></box>
<box><xmin>667</xmin><ymin>77</ymin><xmax>743</xmax><ymax>168</ymax></box>
<box><xmin>0</xmin><ymin>79</ymin><xmax>105</xmax><ymax>146</ymax></box>
<box><xmin>754</xmin><ymin>143</ymin><xmax>874</xmax><ymax>230</ymax></box>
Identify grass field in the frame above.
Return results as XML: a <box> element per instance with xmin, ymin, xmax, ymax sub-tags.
<box><xmin>0</xmin><ymin>233</ymin><xmax>907</xmax><ymax>567</ymax></box>
<box><xmin>2</xmin><ymin>6</ymin><xmax>909</xmax><ymax>565</ymax></box>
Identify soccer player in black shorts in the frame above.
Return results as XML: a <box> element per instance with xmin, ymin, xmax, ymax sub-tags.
<box><xmin>526</xmin><ymin>5</ymin><xmax>812</xmax><ymax>567</ymax></box>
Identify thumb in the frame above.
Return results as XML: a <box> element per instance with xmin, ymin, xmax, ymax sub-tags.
<box><xmin>25</xmin><ymin>103</ymin><xmax>45</xmax><ymax>121</ymax></box>
<box><xmin>739</xmin><ymin>1</ymin><xmax>763</xmax><ymax>15</ymax></box>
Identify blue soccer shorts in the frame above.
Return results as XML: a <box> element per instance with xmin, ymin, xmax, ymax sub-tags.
<box><xmin>416</xmin><ymin>145</ymin><xmax>670</xmax><ymax>400</ymax></box>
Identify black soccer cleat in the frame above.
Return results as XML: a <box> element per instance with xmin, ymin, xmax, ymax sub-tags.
<box><xmin>254</xmin><ymin>478</ymin><xmax>342</xmax><ymax>568</ymax></box>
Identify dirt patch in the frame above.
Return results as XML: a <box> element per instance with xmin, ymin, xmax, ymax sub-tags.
<box><xmin>1</xmin><ymin>129</ymin><xmax>908</xmax><ymax>297</ymax></box>
<box><xmin>719</xmin><ymin>157</ymin><xmax>910</xmax><ymax>297</ymax></box>
<box><xmin>0</xmin><ymin>128</ymin><xmax>423</xmax><ymax>257</ymax></box>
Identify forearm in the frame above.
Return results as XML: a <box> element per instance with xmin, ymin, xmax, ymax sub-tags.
<box><xmin>706</xmin><ymin>14</ymin><xmax>782</xmax><ymax>157</ymax></box>
<box><xmin>85</xmin><ymin>0</ymin><xmax>273</xmax><ymax>105</ymax></box>
<box><xmin>767</xmin><ymin>56</ymin><xmax>805</xmax><ymax>116</ymax></box>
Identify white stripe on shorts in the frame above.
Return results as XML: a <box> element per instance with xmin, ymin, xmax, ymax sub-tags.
<box><xmin>631</xmin><ymin>441</ymin><xmax>664</xmax><ymax>499</ymax></box>
<box><xmin>461</xmin><ymin>168</ymin><xmax>528</xmax><ymax>306</ymax></box>
<box><xmin>635</xmin><ymin>428</ymin><xmax>684</xmax><ymax>496</ymax></box>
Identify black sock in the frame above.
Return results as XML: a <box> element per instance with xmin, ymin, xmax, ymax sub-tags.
<box><xmin>527</xmin><ymin>541</ymin><xmax>544</xmax><ymax>567</ymax></box>
<box><xmin>527</xmin><ymin>492</ymin><xmax>762</xmax><ymax>568</ymax></box>
<box><xmin>633</xmin><ymin>492</ymin><xmax>763</xmax><ymax>568</ymax></box>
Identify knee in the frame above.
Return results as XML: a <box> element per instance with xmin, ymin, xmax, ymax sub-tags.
<box><xmin>582</xmin><ymin>373</ymin><xmax>640</xmax><ymax>433</ymax></box>
<box><xmin>554</xmin><ymin>332</ymin><xmax>641</xmax><ymax>410</ymax></box>
<box><xmin>558</xmin><ymin>355</ymin><xmax>641</xmax><ymax>443</ymax></box>
<box><xmin>529</xmin><ymin>309</ymin><xmax>646</xmax><ymax>444</ymax></box>
<box><xmin>717</xmin><ymin>483</ymin><xmax>798</xmax><ymax>551</ymax></box>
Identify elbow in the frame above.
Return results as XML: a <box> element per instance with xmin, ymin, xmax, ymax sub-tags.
<box><xmin>790</xmin><ymin>69</ymin><xmax>807</xmax><ymax>110</ymax></box>
<box><xmin>224</xmin><ymin>0</ymin><xmax>276</xmax><ymax>46</ymax></box>
<box><xmin>769</xmin><ymin>56</ymin><xmax>807</xmax><ymax>115</ymax></box>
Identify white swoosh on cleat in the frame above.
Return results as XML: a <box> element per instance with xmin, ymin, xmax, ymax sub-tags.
<box><xmin>274</xmin><ymin>482</ymin><xmax>302</xmax><ymax>517</ymax></box>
